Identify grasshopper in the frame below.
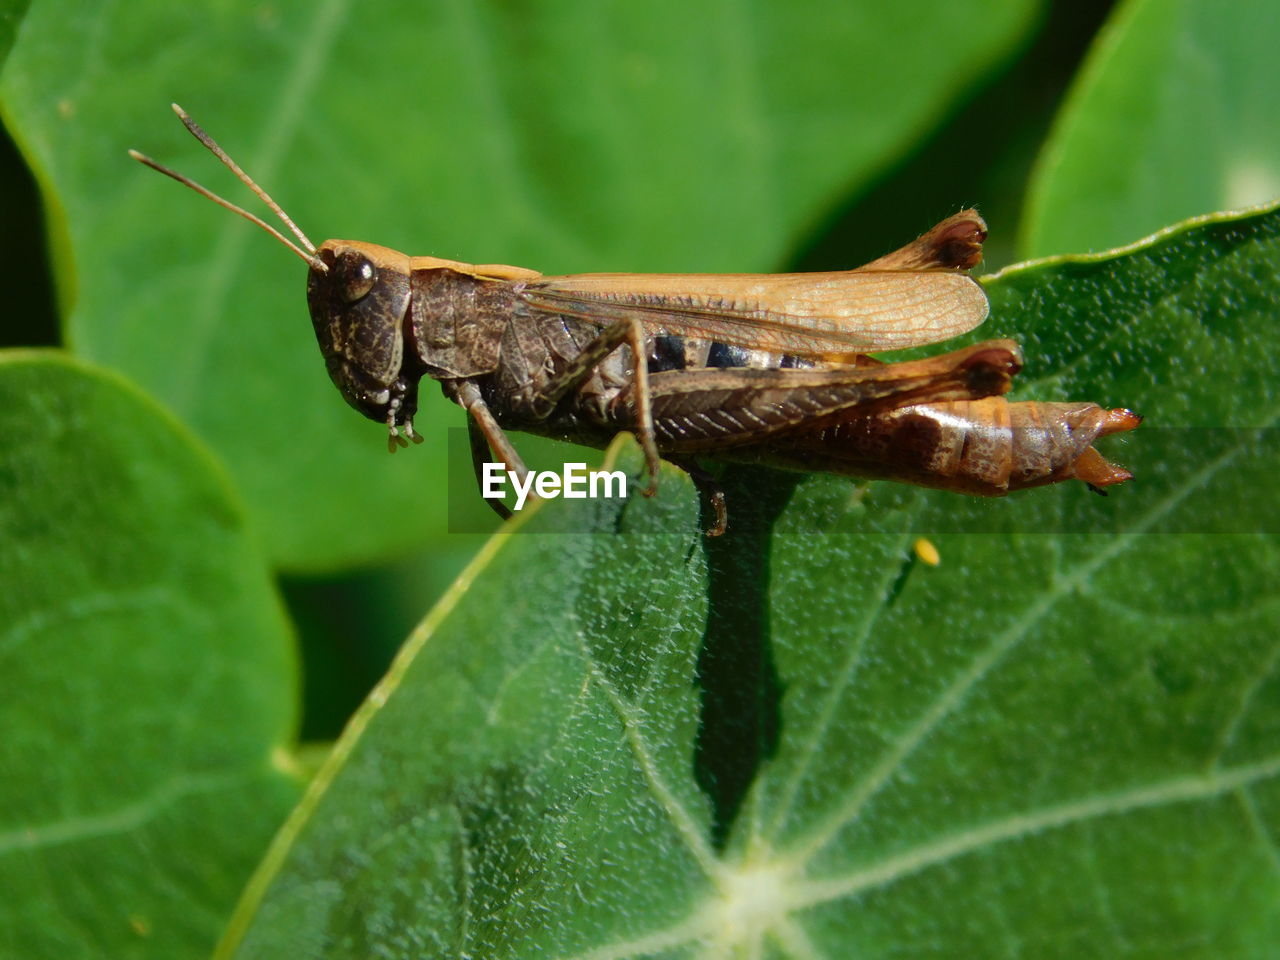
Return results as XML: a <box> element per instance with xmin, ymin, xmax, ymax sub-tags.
<box><xmin>132</xmin><ymin>105</ymin><xmax>1138</xmax><ymax>535</ymax></box>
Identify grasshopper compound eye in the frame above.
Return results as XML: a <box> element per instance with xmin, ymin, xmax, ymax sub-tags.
<box><xmin>335</xmin><ymin>253</ymin><xmax>377</xmax><ymax>302</ymax></box>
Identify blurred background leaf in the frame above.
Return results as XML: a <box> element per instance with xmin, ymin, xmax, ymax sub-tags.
<box><xmin>0</xmin><ymin>354</ymin><xmax>301</xmax><ymax>960</ymax></box>
<box><xmin>1021</xmin><ymin>0</ymin><xmax>1280</xmax><ymax>257</ymax></box>
<box><xmin>220</xmin><ymin>205</ymin><xmax>1280</xmax><ymax>959</ymax></box>
<box><xmin>0</xmin><ymin>0</ymin><xmax>29</xmax><ymax>70</ymax></box>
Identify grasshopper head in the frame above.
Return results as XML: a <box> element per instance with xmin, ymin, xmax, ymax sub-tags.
<box><xmin>308</xmin><ymin>240</ymin><xmax>422</xmax><ymax>445</ymax></box>
<box><xmin>131</xmin><ymin>106</ymin><xmax>427</xmax><ymax>451</ymax></box>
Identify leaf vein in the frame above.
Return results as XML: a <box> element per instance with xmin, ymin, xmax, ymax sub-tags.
<box><xmin>769</xmin><ymin>916</ymin><xmax>824</xmax><ymax>960</ymax></box>
<box><xmin>0</xmin><ymin>770</ymin><xmax>252</xmax><ymax>855</ymax></box>
<box><xmin>787</xmin><ymin>752</ymin><xmax>1280</xmax><ymax>911</ymax></box>
<box><xmin>763</xmin><ymin>532</ymin><xmax>913</xmax><ymax>847</ymax></box>
<box><xmin>554</xmin><ymin>910</ymin><xmax>710</xmax><ymax>960</ymax></box>
<box><xmin>1236</xmin><ymin>786</ymin><xmax>1280</xmax><ymax>879</ymax></box>
<box><xmin>1209</xmin><ymin>627</ymin><xmax>1280</xmax><ymax>770</ymax></box>
<box><xmin>581</xmin><ymin>647</ymin><xmax>720</xmax><ymax>878</ymax></box>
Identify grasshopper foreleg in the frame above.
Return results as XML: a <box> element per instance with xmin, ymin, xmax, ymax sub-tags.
<box><xmin>467</xmin><ymin>418</ymin><xmax>512</xmax><ymax>521</ymax></box>
<box><xmin>456</xmin><ymin>381</ymin><xmax>529</xmax><ymax>520</ymax></box>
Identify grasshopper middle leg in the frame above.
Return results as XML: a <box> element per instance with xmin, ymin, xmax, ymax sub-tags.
<box><xmin>524</xmin><ymin>317</ymin><xmax>662</xmax><ymax>496</ymax></box>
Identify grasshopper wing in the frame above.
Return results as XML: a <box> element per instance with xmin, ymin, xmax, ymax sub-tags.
<box><xmin>520</xmin><ymin>210</ymin><xmax>989</xmax><ymax>356</ymax></box>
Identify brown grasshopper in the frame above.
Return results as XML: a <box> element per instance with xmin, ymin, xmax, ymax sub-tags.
<box><xmin>132</xmin><ymin>105</ymin><xmax>1138</xmax><ymax>535</ymax></box>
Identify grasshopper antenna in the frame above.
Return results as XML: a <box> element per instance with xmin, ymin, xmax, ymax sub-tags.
<box><xmin>129</xmin><ymin>104</ymin><xmax>328</xmax><ymax>273</ymax></box>
<box><xmin>168</xmin><ymin>104</ymin><xmax>318</xmax><ymax>255</ymax></box>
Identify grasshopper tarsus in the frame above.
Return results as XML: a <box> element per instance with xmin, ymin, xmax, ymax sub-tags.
<box><xmin>386</xmin><ymin>414</ymin><xmax>412</xmax><ymax>452</ymax></box>
<box><xmin>704</xmin><ymin>495</ymin><xmax>728</xmax><ymax>537</ymax></box>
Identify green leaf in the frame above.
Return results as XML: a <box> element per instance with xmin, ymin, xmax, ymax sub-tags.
<box><xmin>0</xmin><ymin>353</ymin><xmax>301</xmax><ymax>960</ymax></box>
<box><xmin>1021</xmin><ymin>0</ymin><xmax>1280</xmax><ymax>257</ymax></box>
<box><xmin>220</xmin><ymin>206</ymin><xmax>1280</xmax><ymax>956</ymax></box>
<box><xmin>0</xmin><ymin>0</ymin><xmax>1038</xmax><ymax>569</ymax></box>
